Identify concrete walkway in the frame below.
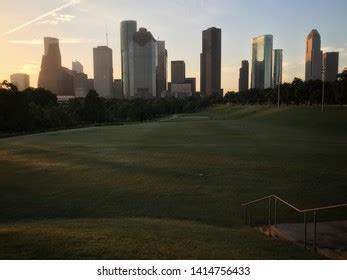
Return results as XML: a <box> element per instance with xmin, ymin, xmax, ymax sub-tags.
<box><xmin>259</xmin><ymin>220</ymin><xmax>347</xmax><ymax>259</ymax></box>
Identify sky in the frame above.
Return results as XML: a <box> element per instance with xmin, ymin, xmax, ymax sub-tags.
<box><xmin>0</xmin><ymin>0</ymin><xmax>346</xmax><ymax>92</ymax></box>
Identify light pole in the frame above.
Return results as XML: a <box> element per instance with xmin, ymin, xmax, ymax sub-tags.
<box><xmin>321</xmin><ymin>66</ymin><xmax>326</xmax><ymax>112</ymax></box>
<box><xmin>277</xmin><ymin>78</ymin><xmax>281</xmax><ymax>109</ymax></box>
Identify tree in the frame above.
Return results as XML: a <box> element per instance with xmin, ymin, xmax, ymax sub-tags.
<box><xmin>334</xmin><ymin>73</ymin><xmax>347</xmax><ymax>108</ymax></box>
<box><xmin>83</xmin><ymin>90</ymin><xmax>106</xmax><ymax>123</ymax></box>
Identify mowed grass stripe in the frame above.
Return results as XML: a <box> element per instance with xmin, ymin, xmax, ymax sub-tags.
<box><xmin>0</xmin><ymin>105</ymin><xmax>346</xmax><ymax>259</ymax></box>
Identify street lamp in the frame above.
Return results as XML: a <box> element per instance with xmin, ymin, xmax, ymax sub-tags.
<box><xmin>321</xmin><ymin>66</ymin><xmax>326</xmax><ymax>112</ymax></box>
<box><xmin>277</xmin><ymin>77</ymin><xmax>281</xmax><ymax>109</ymax></box>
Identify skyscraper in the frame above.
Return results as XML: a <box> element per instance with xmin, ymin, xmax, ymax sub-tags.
<box><xmin>251</xmin><ymin>35</ymin><xmax>273</xmax><ymax>89</ymax></box>
<box><xmin>93</xmin><ymin>46</ymin><xmax>113</xmax><ymax>98</ymax></box>
<box><xmin>171</xmin><ymin>61</ymin><xmax>186</xmax><ymax>84</ymax></box>
<box><xmin>156</xmin><ymin>41</ymin><xmax>167</xmax><ymax>98</ymax></box>
<box><xmin>132</xmin><ymin>28</ymin><xmax>157</xmax><ymax>98</ymax></box>
<box><xmin>10</xmin><ymin>73</ymin><xmax>30</xmax><ymax>91</ymax></box>
<box><xmin>323</xmin><ymin>52</ymin><xmax>339</xmax><ymax>82</ymax></box>
<box><xmin>38</xmin><ymin>37</ymin><xmax>74</xmax><ymax>96</ymax></box>
<box><xmin>200</xmin><ymin>27</ymin><xmax>222</xmax><ymax>96</ymax></box>
<box><xmin>113</xmin><ymin>79</ymin><xmax>123</xmax><ymax>99</ymax></box>
<box><xmin>72</xmin><ymin>60</ymin><xmax>84</xmax><ymax>73</ymax></box>
<box><xmin>121</xmin><ymin>20</ymin><xmax>137</xmax><ymax>99</ymax></box>
<box><xmin>38</xmin><ymin>37</ymin><xmax>61</xmax><ymax>94</ymax></box>
<box><xmin>305</xmin><ymin>29</ymin><xmax>322</xmax><ymax>81</ymax></box>
<box><xmin>70</xmin><ymin>70</ymin><xmax>88</xmax><ymax>97</ymax></box>
<box><xmin>273</xmin><ymin>49</ymin><xmax>283</xmax><ymax>88</ymax></box>
<box><xmin>239</xmin><ymin>60</ymin><xmax>249</xmax><ymax>92</ymax></box>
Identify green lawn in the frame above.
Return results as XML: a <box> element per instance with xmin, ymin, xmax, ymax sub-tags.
<box><xmin>0</xmin><ymin>105</ymin><xmax>346</xmax><ymax>259</ymax></box>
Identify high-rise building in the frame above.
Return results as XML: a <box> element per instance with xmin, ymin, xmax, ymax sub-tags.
<box><xmin>132</xmin><ymin>28</ymin><xmax>157</xmax><ymax>99</ymax></box>
<box><xmin>69</xmin><ymin>70</ymin><xmax>88</xmax><ymax>97</ymax></box>
<box><xmin>38</xmin><ymin>37</ymin><xmax>74</xmax><ymax>96</ymax></box>
<box><xmin>200</xmin><ymin>27</ymin><xmax>222</xmax><ymax>96</ymax></box>
<box><xmin>305</xmin><ymin>29</ymin><xmax>322</xmax><ymax>81</ymax></box>
<box><xmin>171</xmin><ymin>61</ymin><xmax>186</xmax><ymax>84</ymax></box>
<box><xmin>273</xmin><ymin>49</ymin><xmax>283</xmax><ymax>88</ymax></box>
<box><xmin>170</xmin><ymin>83</ymin><xmax>193</xmax><ymax>99</ymax></box>
<box><xmin>251</xmin><ymin>35</ymin><xmax>273</xmax><ymax>89</ymax></box>
<box><xmin>10</xmin><ymin>73</ymin><xmax>30</xmax><ymax>91</ymax></box>
<box><xmin>60</xmin><ymin>67</ymin><xmax>74</xmax><ymax>97</ymax></box>
<box><xmin>185</xmin><ymin>77</ymin><xmax>196</xmax><ymax>95</ymax></box>
<box><xmin>121</xmin><ymin>20</ymin><xmax>137</xmax><ymax>99</ymax></box>
<box><xmin>156</xmin><ymin>41</ymin><xmax>167</xmax><ymax>98</ymax></box>
<box><xmin>113</xmin><ymin>79</ymin><xmax>123</xmax><ymax>99</ymax></box>
<box><xmin>87</xmin><ymin>79</ymin><xmax>94</xmax><ymax>92</ymax></box>
<box><xmin>93</xmin><ymin>46</ymin><xmax>113</xmax><ymax>98</ymax></box>
<box><xmin>38</xmin><ymin>37</ymin><xmax>61</xmax><ymax>94</ymax></box>
<box><xmin>323</xmin><ymin>52</ymin><xmax>339</xmax><ymax>82</ymax></box>
<box><xmin>238</xmin><ymin>60</ymin><xmax>249</xmax><ymax>92</ymax></box>
<box><xmin>72</xmin><ymin>60</ymin><xmax>84</xmax><ymax>73</ymax></box>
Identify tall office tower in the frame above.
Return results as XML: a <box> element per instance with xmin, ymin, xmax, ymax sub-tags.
<box><xmin>93</xmin><ymin>46</ymin><xmax>113</xmax><ymax>98</ymax></box>
<box><xmin>238</xmin><ymin>60</ymin><xmax>249</xmax><ymax>92</ymax></box>
<box><xmin>251</xmin><ymin>35</ymin><xmax>273</xmax><ymax>89</ymax></box>
<box><xmin>272</xmin><ymin>49</ymin><xmax>283</xmax><ymax>88</ymax></box>
<box><xmin>38</xmin><ymin>37</ymin><xmax>62</xmax><ymax>94</ymax></box>
<box><xmin>38</xmin><ymin>37</ymin><xmax>74</xmax><ymax>96</ymax></box>
<box><xmin>113</xmin><ymin>79</ymin><xmax>123</xmax><ymax>99</ymax></box>
<box><xmin>10</xmin><ymin>73</ymin><xmax>30</xmax><ymax>91</ymax></box>
<box><xmin>323</xmin><ymin>52</ymin><xmax>339</xmax><ymax>82</ymax></box>
<box><xmin>132</xmin><ymin>28</ymin><xmax>157</xmax><ymax>99</ymax></box>
<box><xmin>200</xmin><ymin>27</ymin><xmax>222</xmax><ymax>96</ymax></box>
<box><xmin>305</xmin><ymin>29</ymin><xmax>322</xmax><ymax>81</ymax></box>
<box><xmin>171</xmin><ymin>61</ymin><xmax>186</xmax><ymax>84</ymax></box>
<box><xmin>60</xmin><ymin>67</ymin><xmax>74</xmax><ymax>97</ymax></box>
<box><xmin>156</xmin><ymin>41</ymin><xmax>168</xmax><ymax>98</ymax></box>
<box><xmin>70</xmin><ymin>70</ymin><xmax>88</xmax><ymax>97</ymax></box>
<box><xmin>87</xmin><ymin>79</ymin><xmax>94</xmax><ymax>92</ymax></box>
<box><xmin>72</xmin><ymin>60</ymin><xmax>84</xmax><ymax>73</ymax></box>
<box><xmin>121</xmin><ymin>20</ymin><xmax>137</xmax><ymax>99</ymax></box>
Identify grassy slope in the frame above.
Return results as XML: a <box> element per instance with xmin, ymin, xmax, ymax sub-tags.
<box><xmin>0</xmin><ymin>105</ymin><xmax>346</xmax><ymax>259</ymax></box>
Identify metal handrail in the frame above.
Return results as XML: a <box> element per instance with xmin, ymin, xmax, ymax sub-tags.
<box><xmin>242</xmin><ymin>195</ymin><xmax>347</xmax><ymax>213</ymax></box>
<box><xmin>242</xmin><ymin>195</ymin><xmax>347</xmax><ymax>252</ymax></box>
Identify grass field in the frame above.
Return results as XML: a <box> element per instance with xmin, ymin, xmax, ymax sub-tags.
<box><xmin>0</xmin><ymin>105</ymin><xmax>346</xmax><ymax>260</ymax></box>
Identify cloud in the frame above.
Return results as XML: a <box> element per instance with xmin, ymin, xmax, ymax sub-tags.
<box><xmin>0</xmin><ymin>0</ymin><xmax>81</xmax><ymax>37</ymax></box>
<box><xmin>18</xmin><ymin>61</ymin><xmax>41</xmax><ymax>75</ymax></box>
<box><xmin>39</xmin><ymin>13</ymin><xmax>76</xmax><ymax>25</ymax></box>
<box><xmin>8</xmin><ymin>37</ymin><xmax>97</xmax><ymax>45</ymax></box>
<box><xmin>322</xmin><ymin>47</ymin><xmax>345</xmax><ymax>52</ymax></box>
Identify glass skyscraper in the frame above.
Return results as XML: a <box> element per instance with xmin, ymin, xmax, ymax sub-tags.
<box><xmin>121</xmin><ymin>20</ymin><xmax>137</xmax><ymax>99</ymax></box>
<box><xmin>272</xmin><ymin>49</ymin><xmax>283</xmax><ymax>88</ymax></box>
<box><xmin>93</xmin><ymin>46</ymin><xmax>113</xmax><ymax>98</ymax></box>
<box><xmin>132</xmin><ymin>28</ymin><xmax>157</xmax><ymax>99</ymax></box>
<box><xmin>200</xmin><ymin>27</ymin><xmax>222</xmax><ymax>96</ymax></box>
<box><xmin>305</xmin><ymin>29</ymin><xmax>322</xmax><ymax>81</ymax></box>
<box><xmin>156</xmin><ymin>41</ymin><xmax>167</xmax><ymax>98</ymax></box>
<box><xmin>323</xmin><ymin>52</ymin><xmax>339</xmax><ymax>82</ymax></box>
<box><xmin>251</xmin><ymin>35</ymin><xmax>273</xmax><ymax>89</ymax></box>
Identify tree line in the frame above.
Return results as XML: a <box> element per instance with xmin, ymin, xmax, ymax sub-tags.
<box><xmin>1</xmin><ymin>74</ymin><xmax>346</xmax><ymax>134</ymax></box>
<box><xmin>225</xmin><ymin>74</ymin><xmax>347</xmax><ymax>107</ymax></box>
<box><xmin>0</xmin><ymin>81</ymin><xmax>220</xmax><ymax>133</ymax></box>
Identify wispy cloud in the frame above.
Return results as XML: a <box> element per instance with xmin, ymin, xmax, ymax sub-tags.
<box><xmin>0</xmin><ymin>0</ymin><xmax>81</xmax><ymax>37</ymax></box>
<box><xmin>8</xmin><ymin>37</ymin><xmax>97</xmax><ymax>45</ymax></box>
<box><xmin>39</xmin><ymin>13</ymin><xmax>76</xmax><ymax>25</ymax></box>
<box><xmin>322</xmin><ymin>47</ymin><xmax>345</xmax><ymax>52</ymax></box>
<box><xmin>18</xmin><ymin>61</ymin><xmax>41</xmax><ymax>75</ymax></box>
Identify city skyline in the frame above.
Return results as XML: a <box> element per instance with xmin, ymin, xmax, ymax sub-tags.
<box><xmin>0</xmin><ymin>0</ymin><xmax>347</xmax><ymax>92</ymax></box>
